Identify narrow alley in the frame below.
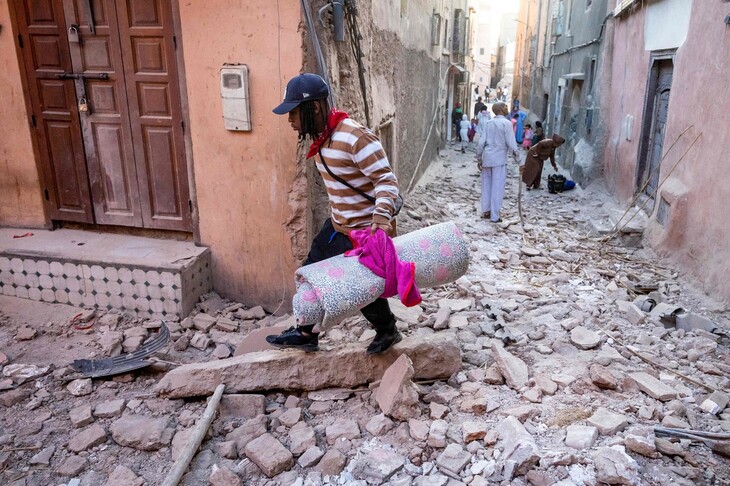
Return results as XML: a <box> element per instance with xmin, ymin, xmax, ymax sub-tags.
<box><xmin>0</xmin><ymin>142</ymin><xmax>728</xmax><ymax>485</ymax></box>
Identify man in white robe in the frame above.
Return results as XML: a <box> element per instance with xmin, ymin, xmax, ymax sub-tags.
<box><xmin>475</xmin><ymin>102</ymin><xmax>521</xmax><ymax>222</ymax></box>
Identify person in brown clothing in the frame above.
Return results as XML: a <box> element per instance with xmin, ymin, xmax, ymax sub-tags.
<box><xmin>521</xmin><ymin>134</ymin><xmax>566</xmax><ymax>190</ymax></box>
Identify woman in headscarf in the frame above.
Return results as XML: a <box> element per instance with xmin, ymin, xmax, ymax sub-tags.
<box><xmin>521</xmin><ymin>134</ymin><xmax>566</xmax><ymax>190</ymax></box>
<box><xmin>459</xmin><ymin>114</ymin><xmax>470</xmax><ymax>153</ymax></box>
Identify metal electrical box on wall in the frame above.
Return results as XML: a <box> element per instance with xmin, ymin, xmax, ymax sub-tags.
<box><xmin>220</xmin><ymin>64</ymin><xmax>251</xmax><ymax>131</ymax></box>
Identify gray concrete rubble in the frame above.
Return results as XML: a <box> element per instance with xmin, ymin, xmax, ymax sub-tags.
<box><xmin>0</xmin><ymin>150</ymin><xmax>729</xmax><ymax>485</ymax></box>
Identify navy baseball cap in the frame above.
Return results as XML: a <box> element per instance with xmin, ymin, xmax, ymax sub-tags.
<box><xmin>272</xmin><ymin>73</ymin><xmax>330</xmax><ymax>114</ymax></box>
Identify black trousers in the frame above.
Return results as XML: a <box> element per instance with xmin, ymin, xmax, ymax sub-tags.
<box><xmin>304</xmin><ymin>219</ymin><xmax>395</xmax><ymax>330</ymax></box>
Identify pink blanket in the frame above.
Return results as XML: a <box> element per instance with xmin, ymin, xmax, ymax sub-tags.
<box><xmin>345</xmin><ymin>229</ymin><xmax>422</xmax><ymax>307</ymax></box>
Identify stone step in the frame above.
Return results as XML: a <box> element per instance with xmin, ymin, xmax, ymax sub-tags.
<box><xmin>156</xmin><ymin>332</ymin><xmax>462</xmax><ymax>398</ymax></box>
<box><xmin>0</xmin><ymin>228</ymin><xmax>211</xmax><ymax>319</ymax></box>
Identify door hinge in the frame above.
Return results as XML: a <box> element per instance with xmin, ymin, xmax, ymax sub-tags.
<box><xmin>30</xmin><ymin>114</ymin><xmax>36</xmax><ymax>128</ymax></box>
<box><xmin>18</xmin><ymin>34</ymin><xmax>24</xmax><ymax>48</ymax></box>
<box><xmin>173</xmin><ymin>35</ymin><xmax>177</xmax><ymax>50</ymax></box>
<box><xmin>188</xmin><ymin>200</ymin><xmax>192</xmax><ymax>212</ymax></box>
<box><xmin>181</xmin><ymin>120</ymin><xmax>185</xmax><ymax>133</ymax></box>
<box><xmin>44</xmin><ymin>188</ymin><xmax>50</xmax><ymax>201</ymax></box>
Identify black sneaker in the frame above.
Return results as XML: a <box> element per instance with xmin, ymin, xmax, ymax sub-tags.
<box><xmin>266</xmin><ymin>326</ymin><xmax>319</xmax><ymax>352</ymax></box>
<box><xmin>366</xmin><ymin>328</ymin><xmax>403</xmax><ymax>355</ymax></box>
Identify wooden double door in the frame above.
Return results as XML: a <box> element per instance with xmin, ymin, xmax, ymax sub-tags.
<box><xmin>15</xmin><ymin>0</ymin><xmax>192</xmax><ymax>231</ymax></box>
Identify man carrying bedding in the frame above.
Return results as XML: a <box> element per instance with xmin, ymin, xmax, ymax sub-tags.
<box><xmin>266</xmin><ymin>73</ymin><xmax>402</xmax><ymax>354</ymax></box>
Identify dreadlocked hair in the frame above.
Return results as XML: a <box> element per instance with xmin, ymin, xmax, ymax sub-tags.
<box><xmin>298</xmin><ymin>100</ymin><xmax>327</xmax><ymax>142</ymax></box>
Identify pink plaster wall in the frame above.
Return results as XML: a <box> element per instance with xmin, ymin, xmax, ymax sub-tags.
<box><xmin>602</xmin><ymin>2</ymin><xmax>730</xmax><ymax>301</ymax></box>
<box><xmin>178</xmin><ymin>1</ymin><xmax>304</xmax><ymax>310</ymax></box>
<box><xmin>0</xmin><ymin>2</ymin><xmax>47</xmax><ymax>228</ymax></box>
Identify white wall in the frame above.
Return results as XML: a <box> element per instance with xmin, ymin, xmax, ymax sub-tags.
<box><xmin>644</xmin><ymin>0</ymin><xmax>693</xmax><ymax>51</ymax></box>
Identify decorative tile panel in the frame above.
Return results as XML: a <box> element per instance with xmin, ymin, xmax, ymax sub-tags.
<box><xmin>0</xmin><ymin>251</ymin><xmax>211</xmax><ymax>319</ymax></box>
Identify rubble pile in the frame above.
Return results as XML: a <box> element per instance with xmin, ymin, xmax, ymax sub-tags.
<box><xmin>0</xmin><ymin>151</ymin><xmax>728</xmax><ymax>485</ymax></box>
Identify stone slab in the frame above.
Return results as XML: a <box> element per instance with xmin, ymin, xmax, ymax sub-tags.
<box><xmin>158</xmin><ymin>332</ymin><xmax>461</xmax><ymax>397</ymax></box>
<box><xmin>629</xmin><ymin>372</ymin><xmax>677</xmax><ymax>402</ymax></box>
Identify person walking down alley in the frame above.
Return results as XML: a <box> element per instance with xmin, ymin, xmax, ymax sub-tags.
<box><xmin>473</xmin><ymin>97</ymin><xmax>486</xmax><ymax>118</ymax></box>
<box><xmin>452</xmin><ymin>102</ymin><xmax>464</xmax><ymax>142</ymax></box>
<box><xmin>475</xmin><ymin>102</ymin><xmax>521</xmax><ymax>223</ymax></box>
<box><xmin>459</xmin><ymin>114</ymin><xmax>470</xmax><ymax>153</ymax></box>
<box><xmin>522</xmin><ymin>134</ymin><xmax>566</xmax><ymax>190</ymax></box>
<box><xmin>267</xmin><ymin>73</ymin><xmax>402</xmax><ymax>354</ymax></box>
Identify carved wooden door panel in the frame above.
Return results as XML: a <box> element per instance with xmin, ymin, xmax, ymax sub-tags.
<box><xmin>15</xmin><ymin>0</ymin><xmax>191</xmax><ymax>231</ymax></box>
<box><xmin>115</xmin><ymin>0</ymin><xmax>191</xmax><ymax>231</ymax></box>
<box><xmin>14</xmin><ymin>0</ymin><xmax>94</xmax><ymax>223</ymax></box>
<box><xmin>62</xmin><ymin>0</ymin><xmax>144</xmax><ymax>227</ymax></box>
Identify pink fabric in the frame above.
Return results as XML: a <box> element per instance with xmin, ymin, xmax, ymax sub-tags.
<box><xmin>345</xmin><ymin>229</ymin><xmax>422</xmax><ymax>307</ymax></box>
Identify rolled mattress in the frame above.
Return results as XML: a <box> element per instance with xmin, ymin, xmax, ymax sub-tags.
<box><xmin>294</xmin><ymin>221</ymin><xmax>470</xmax><ymax>332</ymax></box>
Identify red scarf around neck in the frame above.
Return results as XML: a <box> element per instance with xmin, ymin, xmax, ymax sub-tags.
<box><xmin>307</xmin><ymin>109</ymin><xmax>349</xmax><ymax>158</ymax></box>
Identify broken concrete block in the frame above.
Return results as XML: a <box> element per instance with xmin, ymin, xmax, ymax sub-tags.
<box><xmin>433</xmin><ymin>307</ymin><xmax>451</xmax><ymax>330</ymax></box>
<box><xmin>326</xmin><ymin>418</ymin><xmax>360</xmax><ymax>444</ymax></box>
<box><xmin>56</xmin><ymin>455</ymin><xmax>87</xmax><ymax>477</ymax></box>
<box><xmin>232</xmin><ymin>325</ymin><xmax>289</xmax><ymax>356</ymax></box>
<box><xmin>15</xmin><ymin>326</ymin><xmax>37</xmax><ymax>341</ymax></box>
<box><xmin>210</xmin><ymin>464</ymin><xmax>242</xmax><ymax>486</ymax></box>
<box><xmin>316</xmin><ymin>449</ymin><xmax>347</xmax><ymax>475</ymax></box>
<box><xmin>30</xmin><ymin>446</ymin><xmax>55</xmax><ymax>466</ymax></box>
<box><xmin>624</xmin><ymin>434</ymin><xmax>658</xmax><ymax>457</ymax></box>
<box><xmin>462</xmin><ymin>421</ymin><xmax>488</xmax><ymax>443</ymax></box>
<box><xmin>192</xmin><ymin>313</ymin><xmax>217</xmax><ymax>331</ymax></box>
<box><xmin>220</xmin><ymin>394</ymin><xmax>266</xmax><ymax>420</ymax></box>
<box><xmin>215</xmin><ymin>441</ymin><xmax>238</xmax><ymax>459</ymax></box>
<box><xmin>496</xmin><ymin>416</ymin><xmax>540</xmax><ymax>476</ymax></box>
<box><xmin>171</xmin><ymin>428</ymin><xmax>195</xmax><ymax>461</ymax></box>
<box><xmin>366</xmin><ymin>414</ymin><xmax>395</xmax><ymax>436</ymax></box>
<box><xmin>436</xmin><ymin>443</ymin><xmax>471</xmax><ymax>475</ymax></box>
<box><xmin>288</xmin><ymin>422</ymin><xmax>316</xmax><ymax>455</ymax></box>
<box><xmin>105</xmin><ymin>465</ymin><xmax>143</xmax><ymax>486</ymax></box>
<box><xmin>244</xmin><ymin>433</ymin><xmax>293</xmax><ymax>478</ymax></box>
<box><xmin>68</xmin><ymin>424</ymin><xmax>106</xmax><ymax>452</ymax></box>
<box><xmin>623</xmin><ymin>303</ymin><xmax>645</xmax><ymax>326</ymax></box>
<box><xmin>227</xmin><ymin>415</ymin><xmax>268</xmax><ymax>455</ymax></box>
<box><xmin>70</xmin><ymin>404</ymin><xmax>94</xmax><ymax>428</ymax></box>
<box><xmin>587</xmin><ymin>407</ymin><xmax>629</xmax><ymax>436</ymax></box>
<box><xmin>99</xmin><ymin>331</ymin><xmax>123</xmax><ymax>357</ymax></box>
<box><xmin>491</xmin><ymin>343</ymin><xmax>528</xmax><ymax>390</ymax></box>
<box><xmin>700</xmin><ymin>391</ymin><xmax>729</xmax><ymax>415</ymax></box>
<box><xmin>570</xmin><ymin>326</ymin><xmax>601</xmax><ymax>350</ymax></box>
<box><xmin>109</xmin><ymin>415</ymin><xmax>172</xmax><ymax>451</ymax></box>
<box><xmin>190</xmin><ymin>332</ymin><xmax>212</xmax><ymax>350</ymax></box>
<box><xmin>215</xmin><ymin>317</ymin><xmax>238</xmax><ymax>332</ymax></box>
<box><xmin>408</xmin><ymin>419</ymin><xmax>430</xmax><ymax>441</ymax></box>
<box><xmin>352</xmin><ymin>447</ymin><xmax>405</xmax><ymax>482</ymax></box>
<box><xmin>67</xmin><ymin>378</ymin><xmax>93</xmax><ymax>397</ymax></box>
<box><xmin>94</xmin><ymin>399</ymin><xmax>126</xmax><ymax>418</ymax></box>
<box><xmin>278</xmin><ymin>407</ymin><xmax>301</xmax><ymax>427</ymax></box>
<box><xmin>592</xmin><ymin>446</ymin><xmax>639</xmax><ymax>485</ymax></box>
<box><xmin>375</xmin><ymin>354</ymin><xmax>419</xmax><ymax>421</ymax></box>
<box><xmin>427</xmin><ymin>419</ymin><xmax>448</xmax><ymax>448</ymax></box>
<box><xmin>157</xmin><ymin>332</ymin><xmax>461</xmax><ymax>397</ymax></box>
<box><xmin>212</xmin><ymin>344</ymin><xmax>231</xmax><ymax>359</ymax></box>
<box><xmin>629</xmin><ymin>372</ymin><xmax>677</xmax><ymax>401</ymax></box>
<box><xmin>565</xmin><ymin>424</ymin><xmax>598</xmax><ymax>450</ymax></box>
<box><xmin>298</xmin><ymin>446</ymin><xmax>324</xmax><ymax>468</ymax></box>
<box><xmin>590</xmin><ymin>364</ymin><xmax>618</xmax><ymax>390</ymax></box>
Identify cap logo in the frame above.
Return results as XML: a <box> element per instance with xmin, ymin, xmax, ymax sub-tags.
<box><xmin>302</xmin><ymin>92</ymin><xmax>310</xmax><ymax>98</ymax></box>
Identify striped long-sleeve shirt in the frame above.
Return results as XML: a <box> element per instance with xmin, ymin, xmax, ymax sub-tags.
<box><xmin>317</xmin><ymin>118</ymin><xmax>399</xmax><ymax>234</ymax></box>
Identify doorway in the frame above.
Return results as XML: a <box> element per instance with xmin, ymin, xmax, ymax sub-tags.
<box><xmin>13</xmin><ymin>0</ymin><xmax>192</xmax><ymax>231</ymax></box>
<box><xmin>637</xmin><ymin>55</ymin><xmax>674</xmax><ymax>202</ymax></box>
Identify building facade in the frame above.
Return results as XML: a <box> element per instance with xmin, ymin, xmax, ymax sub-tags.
<box><xmin>0</xmin><ymin>0</ymin><xmax>460</xmax><ymax>315</ymax></box>
<box><xmin>600</xmin><ymin>0</ymin><xmax>730</xmax><ymax>302</ymax></box>
<box><xmin>515</xmin><ymin>0</ymin><xmax>609</xmax><ymax>184</ymax></box>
